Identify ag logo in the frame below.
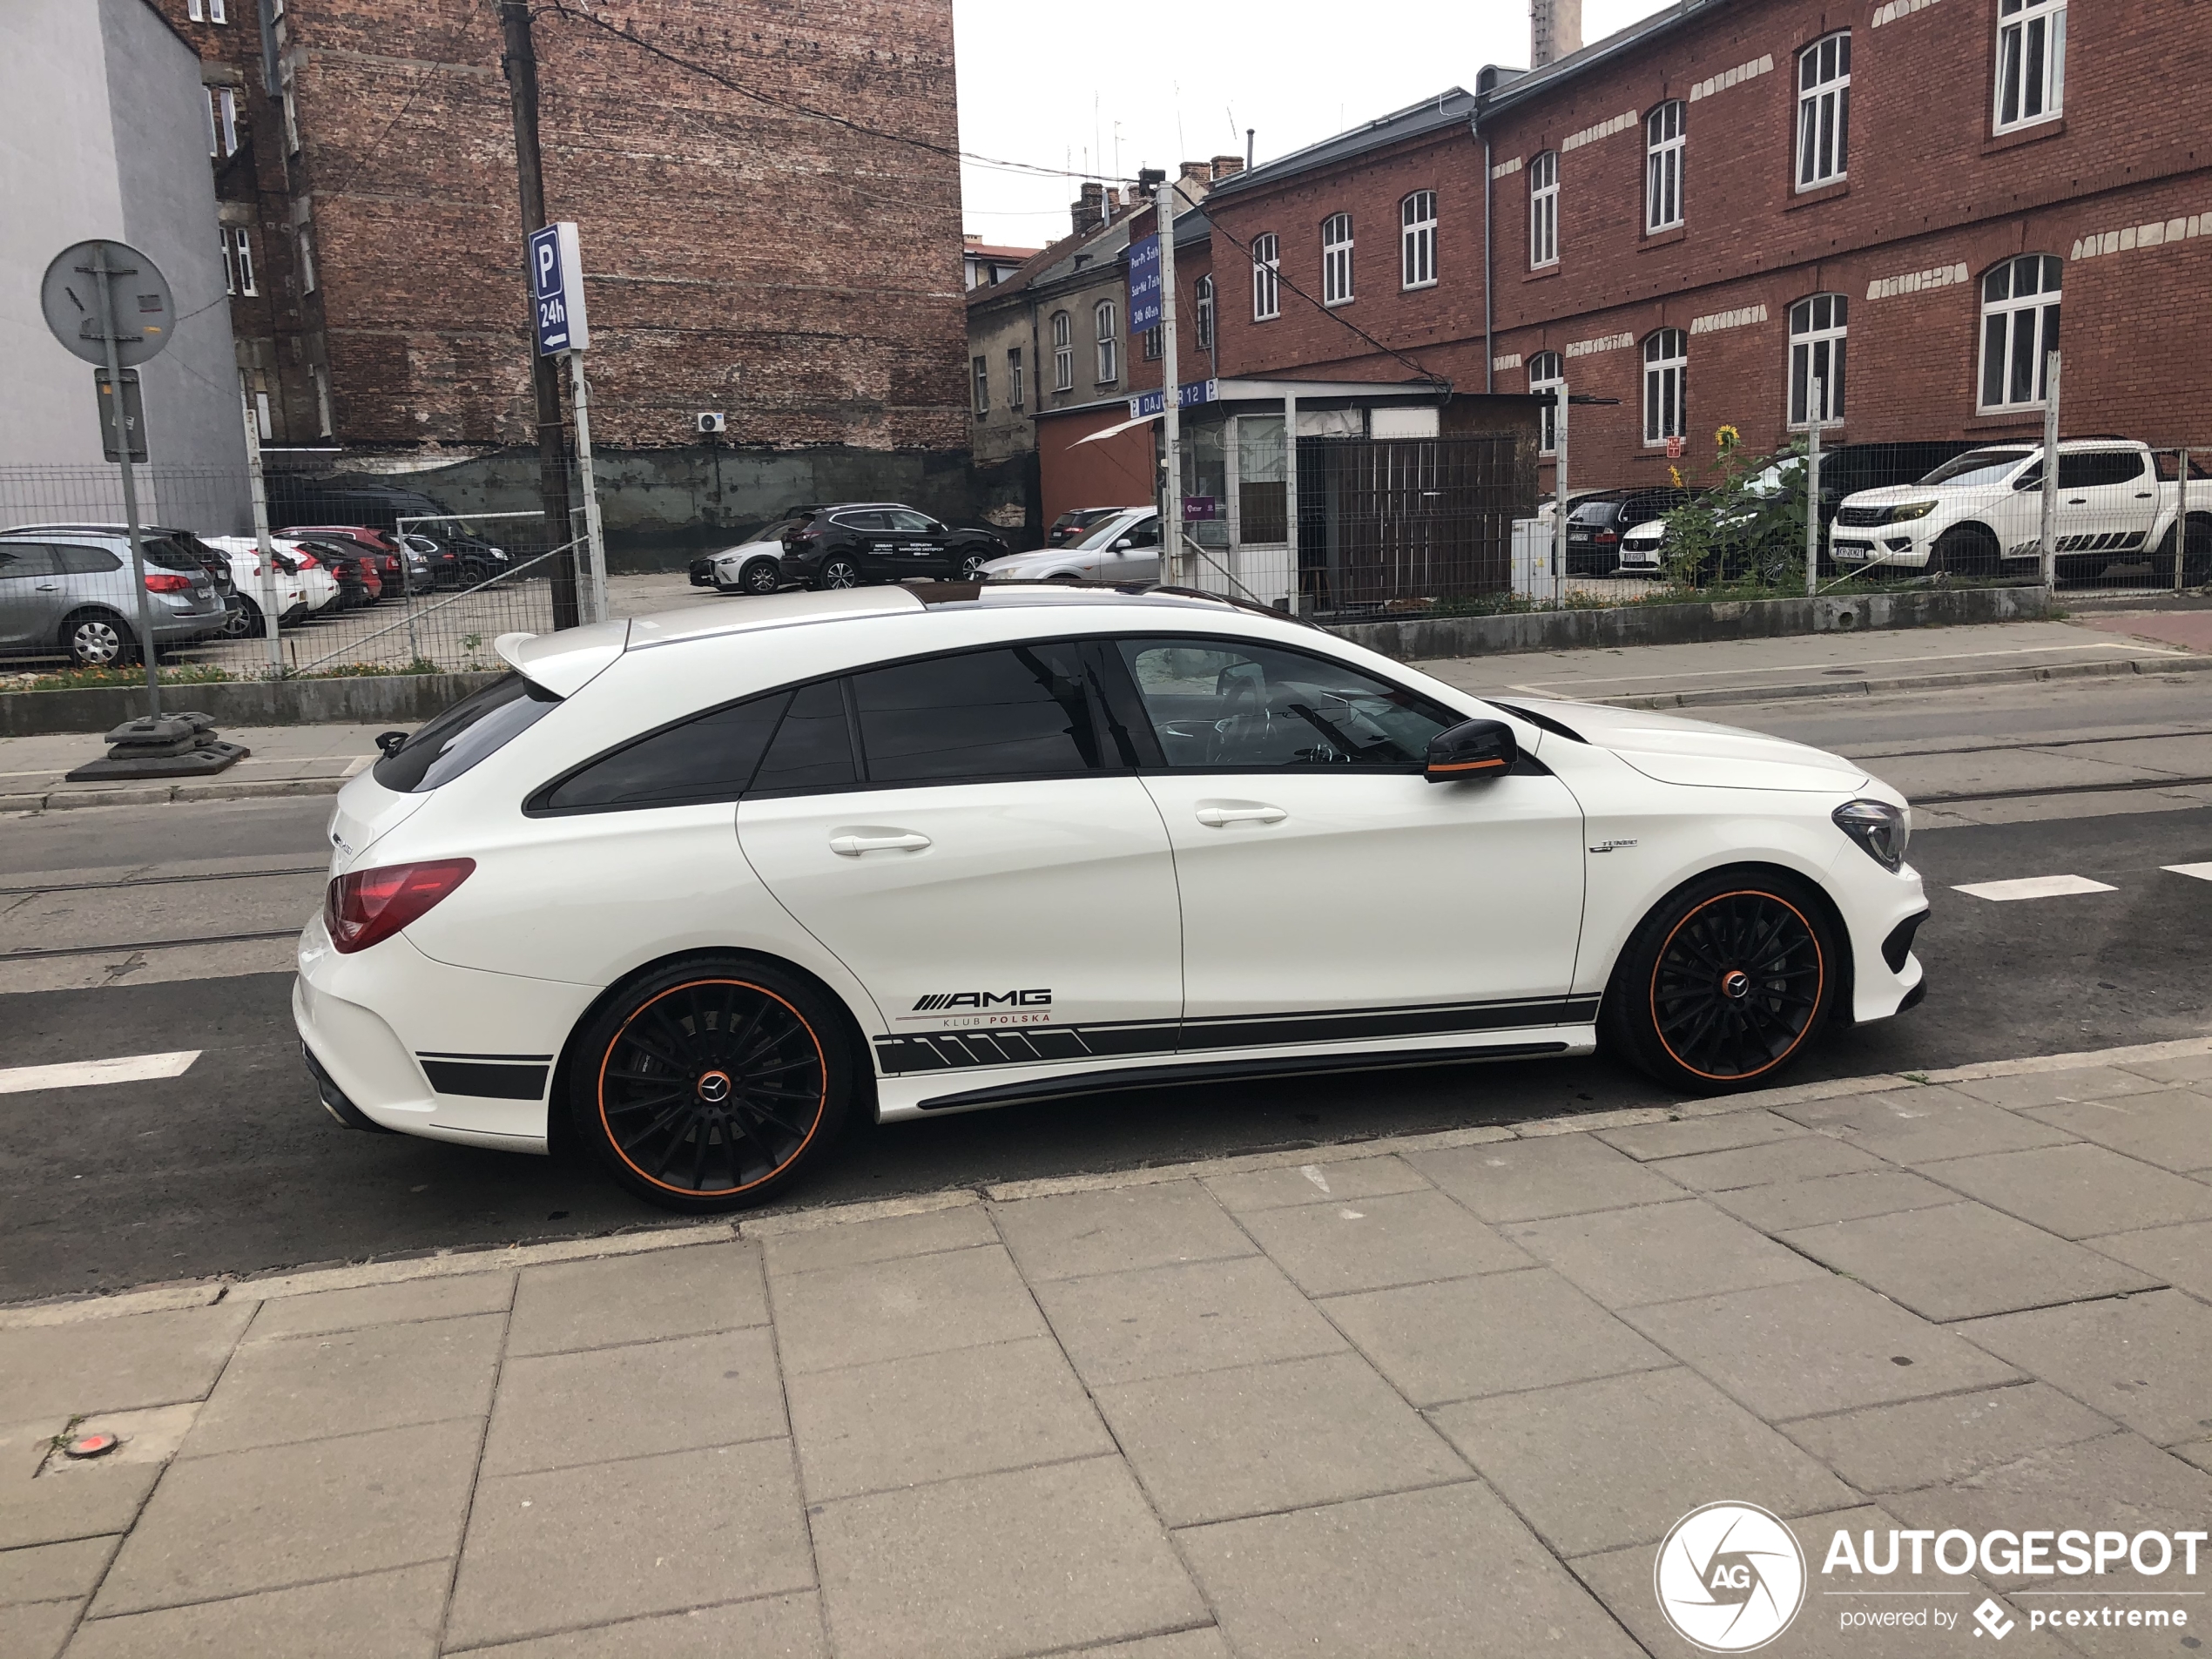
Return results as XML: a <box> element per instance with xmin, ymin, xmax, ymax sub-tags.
<box><xmin>1654</xmin><ymin>1502</ymin><xmax>1806</xmax><ymax>1652</ymax></box>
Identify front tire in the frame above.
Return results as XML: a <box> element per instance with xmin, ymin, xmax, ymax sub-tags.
<box><xmin>1933</xmin><ymin>523</ymin><xmax>2000</xmax><ymax>579</ymax></box>
<box><xmin>741</xmin><ymin>558</ymin><xmax>782</xmax><ymax>596</ymax></box>
<box><xmin>570</xmin><ymin>955</ymin><xmax>853</xmax><ymax>1212</ymax></box>
<box><xmin>219</xmin><ymin>597</ymin><xmax>262</xmax><ymax>639</ymax></box>
<box><xmin>1602</xmin><ymin>871</ymin><xmax>1838</xmax><ymax>1095</ymax></box>
<box><xmin>956</xmin><ymin>550</ymin><xmax>990</xmax><ymax>582</ymax></box>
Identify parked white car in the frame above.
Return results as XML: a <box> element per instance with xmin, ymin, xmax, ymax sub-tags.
<box><xmin>692</xmin><ymin>532</ymin><xmax>791</xmax><ymax>597</ymax></box>
<box><xmin>1831</xmin><ymin>440</ymin><xmax>2212</xmax><ymax>582</ymax></box>
<box><xmin>200</xmin><ymin>536</ymin><xmax>337</xmax><ymax>633</ymax></box>
<box><xmin>977</xmin><ymin>508</ymin><xmax>1161</xmax><ymax>583</ymax></box>
<box><xmin>296</xmin><ymin>583</ymin><xmax>1927</xmax><ymax>1212</ymax></box>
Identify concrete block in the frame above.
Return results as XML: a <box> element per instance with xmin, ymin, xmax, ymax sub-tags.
<box><xmin>446</xmin><ymin>1440</ymin><xmax>813</xmax><ymax>1651</ymax></box>
<box><xmin>1920</xmin><ymin>1143</ymin><xmax>2212</xmax><ymax>1239</ymax></box>
<box><xmin>244</xmin><ymin>1271</ymin><xmax>515</xmax><ymax>1341</ymax></box>
<box><xmin>483</xmin><ymin>1326</ymin><xmax>786</xmax><ymax>1476</ymax></box>
<box><xmin>2026</xmin><ymin>1089</ymin><xmax>2212</xmax><ymax>1174</ymax></box>
<box><xmin>788</xmin><ymin>1335</ymin><xmax>1113</xmax><ymax>1502</ymax></box>
<box><xmin>769</xmin><ymin>1244</ymin><xmax>1048</xmax><ymax>1377</ymax></box>
<box><xmin>1776</xmin><ymin>1087</ymin><xmax>2076</xmax><ymax>1163</ymax></box>
<box><xmin>1406</xmin><ymin>1133</ymin><xmax>1683</xmax><ymax>1222</ymax></box>
<box><xmin>759</xmin><ymin>1203</ymin><xmax>995</xmax><ymax>1276</ymax></box>
<box><xmin>811</xmin><ymin>1457</ymin><xmax>1204</xmax><ymax>1659</ymax></box>
<box><xmin>0</xmin><ymin>1418</ymin><xmax>160</xmax><ymax>1553</ymax></box>
<box><xmin>1622</xmin><ymin>1278</ymin><xmax>2020</xmax><ymax>1420</ymax></box>
<box><xmin>1179</xmin><ymin>1481</ymin><xmax>1642</xmax><ymax>1658</ymax></box>
<box><xmin>1060</xmin><ymin>1635</ymin><xmax>1231</xmax><ymax>1659</ymax></box>
<box><xmin>0</xmin><ymin>1304</ymin><xmax>251</xmax><ymax>1421</ymax></box>
<box><xmin>1595</xmin><ymin>1109</ymin><xmax>1811</xmax><ymax>1162</ymax></box>
<box><xmin>1644</xmin><ymin>1135</ymin><xmax>1890</xmax><ymax>1192</ymax></box>
<box><xmin>1204</xmin><ymin>1154</ymin><xmax>1430</xmax><ymax>1214</ymax></box>
<box><xmin>1325</xmin><ymin>1266</ymin><xmax>1670</xmax><ymax>1406</ymax></box>
<box><xmin>509</xmin><ymin>1243</ymin><xmax>766</xmax><ymax>1357</ymax></box>
<box><xmin>0</xmin><ymin>1602</ymin><xmax>75</xmax><ymax>1659</ymax></box>
<box><xmin>433</xmin><ymin>1591</ymin><xmax>825</xmax><ymax>1657</ymax></box>
<box><xmin>1432</xmin><ymin>1366</ymin><xmax>1851</xmax><ymax>1555</ymax></box>
<box><xmin>1959</xmin><ymin>1289</ymin><xmax>2212</xmax><ymax>1445</ymax></box>
<box><xmin>1503</xmin><ymin>1198</ymin><xmax>1825</xmax><ymax>1309</ymax></box>
<box><xmin>1779</xmin><ymin>1382</ymin><xmax>2117</xmax><ymax>1494</ymax></box>
<box><xmin>0</xmin><ymin>1534</ymin><xmax>113</xmax><ymax>1606</ymax></box>
<box><xmin>991</xmin><ymin>1181</ymin><xmax>1255</xmax><ymax>1282</ymax></box>
<box><xmin>1779</xmin><ymin>1201</ymin><xmax>2161</xmax><ymax>1321</ymax></box>
<box><xmin>1947</xmin><ymin>1066</ymin><xmax>2174</xmax><ymax>1109</ymax></box>
<box><xmin>1239</xmin><ymin>1188</ymin><xmax>1529</xmax><ymax>1297</ymax></box>
<box><xmin>64</xmin><ymin>1562</ymin><xmax>448</xmax><ymax>1659</ymax></box>
<box><xmin>1096</xmin><ymin>1351</ymin><xmax>1468</xmax><ymax>1527</ymax></box>
<box><xmin>1034</xmin><ymin>1256</ymin><xmax>1345</xmax><ymax>1390</ymax></box>
<box><xmin>2090</xmin><ymin>1218</ymin><xmax>2212</xmax><ymax>1300</ymax></box>
<box><xmin>1706</xmin><ymin>1169</ymin><xmax>1961</xmax><ymax>1231</ymax></box>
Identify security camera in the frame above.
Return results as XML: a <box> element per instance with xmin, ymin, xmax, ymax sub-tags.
<box><xmin>696</xmin><ymin>412</ymin><xmax>726</xmax><ymax>435</ymax></box>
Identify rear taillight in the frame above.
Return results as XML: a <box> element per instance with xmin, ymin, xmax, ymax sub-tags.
<box><xmin>324</xmin><ymin>859</ymin><xmax>475</xmax><ymax>954</ymax></box>
<box><xmin>1595</xmin><ymin>531</ymin><xmax>1619</xmax><ymax>544</ymax></box>
<box><xmin>145</xmin><ymin>572</ymin><xmax>192</xmax><ymax>592</ymax></box>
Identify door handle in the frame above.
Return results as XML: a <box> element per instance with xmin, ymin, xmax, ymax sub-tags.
<box><xmin>2134</xmin><ymin>492</ymin><xmax>2155</xmax><ymax>499</ymax></box>
<box><xmin>2066</xmin><ymin>497</ymin><xmax>2087</xmax><ymax>505</ymax></box>
<box><xmin>1196</xmin><ymin>805</ymin><xmax>1287</xmax><ymax>827</ymax></box>
<box><xmin>829</xmin><ymin>830</ymin><xmax>932</xmax><ymax>856</ymax></box>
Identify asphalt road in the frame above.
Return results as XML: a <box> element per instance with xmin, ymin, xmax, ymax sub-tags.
<box><xmin>1</xmin><ymin>786</ymin><xmax>2207</xmax><ymax>1301</ymax></box>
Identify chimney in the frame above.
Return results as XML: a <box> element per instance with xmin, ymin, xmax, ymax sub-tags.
<box><xmin>1530</xmin><ymin>0</ymin><xmax>1582</xmax><ymax>67</ymax></box>
<box><xmin>1210</xmin><ymin>153</ymin><xmax>1244</xmax><ymax>180</ymax></box>
<box><xmin>1071</xmin><ymin>182</ymin><xmax>1107</xmax><ymax>236</ymax></box>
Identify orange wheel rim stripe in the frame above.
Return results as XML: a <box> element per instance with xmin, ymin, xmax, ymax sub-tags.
<box><xmin>1649</xmin><ymin>890</ymin><xmax>1824</xmax><ymax>1082</ymax></box>
<box><xmin>597</xmin><ymin>978</ymin><xmax>827</xmax><ymax>1197</ymax></box>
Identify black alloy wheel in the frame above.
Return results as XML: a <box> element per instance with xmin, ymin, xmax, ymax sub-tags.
<box><xmin>1604</xmin><ymin>873</ymin><xmax>1837</xmax><ymax>1094</ymax></box>
<box><xmin>741</xmin><ymin>558</ymin><xmax>781</xmax><ymax>596</ymax></box>
<box><xmin>573</xmin><ymin>958</ymin><xmax>851</xmax><ymax>1211</ymax></box>
<box><xmin>816</xmin><ymin>556</ymin><xmax>860</xmax><ymax>590</ymax></box>
<box><xmin>62</xmin><ymin>611</ymin><xmax>134</xmax><ymax>669</ymax></box>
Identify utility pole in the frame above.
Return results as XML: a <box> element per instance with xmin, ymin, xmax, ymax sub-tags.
<box><xmin>499</xmin><ymin>0</ymin><xmax>580</xmax><ymax>630</ymax></box>
<box><xmin>1157</xmin><ymin>178</ymin><xmax>1186</xmax><ymax>585</ymax></box>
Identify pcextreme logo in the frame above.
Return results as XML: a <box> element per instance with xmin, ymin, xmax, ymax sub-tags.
<box><xmin>1655</xmin><ymin>1503</ymin><xmax>1808</xmax><ymax>1653</ymax></box>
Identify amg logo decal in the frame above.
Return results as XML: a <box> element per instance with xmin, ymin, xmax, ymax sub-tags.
<box><xmin>913</xmin><ymin>988</ymin><xmax>1053</xmax><ymax>1012</ymax></box>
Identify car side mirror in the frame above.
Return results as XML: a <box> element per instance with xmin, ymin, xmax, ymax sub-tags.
<box><xmin>374</xmin><ymin>730</ymin><xmax>409</xmax><ymax>759</ymax></box>
<box><xmin>1112</xmin><ymin>538</ymin><xmax>1133</xmax><ymax>550</ymax></box>
<box><xmin>1425</xmin><ymin>718</ymin><xmax>1518</xmax><ymax>782</ymax></box>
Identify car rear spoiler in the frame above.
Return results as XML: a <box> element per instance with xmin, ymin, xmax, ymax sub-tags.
<box><xmin>494</xmin><ymin>621</ymin><xmax>629</xmax><ymax>697</ymax></box>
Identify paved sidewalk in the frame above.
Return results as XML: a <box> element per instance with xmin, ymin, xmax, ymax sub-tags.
<box><xmin>0</xmin><ymin>725</ymin><xmax>381</xmax><ymax>815</ymax></box>
<box><xmin>5</xmin><ymin>1040</ymin><xmax>2211</xmax><ymax>1656</ymax></box>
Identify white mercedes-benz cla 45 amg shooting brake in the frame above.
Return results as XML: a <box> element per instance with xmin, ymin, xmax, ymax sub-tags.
<box><xmin>296</xmin><ymin>583</ymin><xmax>1927</xmax><ymax>1212</ymax></box>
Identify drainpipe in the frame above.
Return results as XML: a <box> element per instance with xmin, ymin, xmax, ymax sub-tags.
<box><xmin>1480</xmin><ymin>120</ymin><xmax>1494</xmax><ymax>395</ymax></box>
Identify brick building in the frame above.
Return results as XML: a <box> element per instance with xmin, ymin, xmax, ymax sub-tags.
<box><xmin>156</xmin><ymin>0</ymin><xmax>972</xmax><ymax>538</ymax></box>
<box><xmin>1136</xmin><ymin>0</ymin><xmax>2210</xmax><ymax>501</ymax></box>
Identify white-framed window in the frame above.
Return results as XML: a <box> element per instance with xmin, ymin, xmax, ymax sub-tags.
<box><xmin>1979</xmin><ymin>253</ymin><xmax>2061</xmax><ymax>411</ymax></box>
<box><xmin>232</xmin><ymin>228</ymin><xmax>256</xmax><ymax>295</ymax></box>
<box><xmin>1400</xmin><ymin>191</ymin><xmax>1437</xmax><ymax>289</ymax></box>
<box><xmin>206</xmin><ymin>91</ymin><xmax>219</xmax><ymax>157</ymax></box>
<box><xmin>1321</xmin><ymin>212</ymin><xmax>1353</xmax><ymax>306</ymax></box>
<box><xmin>1788</xmin><ymin>293</ymin><xmax>1846</xmax><ymax>426</ymax></box>
<box><xmin>1528</xmin><ymin>152</ymin><xmax>1559</xmax><ymax>268</ymax></box>
<box><xmin>1994</xmin><ymin>0</ymin><xmax>2065</xmax><ymax>132</ymax></box>
<box><xmin>1645</xmin><ymin>101</ymin><xmax>1685</xmax><ymax>232</ymax></box>
<box><xmin>1251</xmin><ymin>233</ymin><xmax>1280</xmax><ymax>320</ymax></box>
<box><xmin>1142</xmin><ymin>325</ymin><xmax>1162</xmax><ymax>361</ymax></box>
<box><xmin>253</xmin><ymin>390</ymin><xmax>273</xmax><ymax>441</ymax></box>
<box><xmin>1642</xmin><ymin>328</ymin><xmax>1688</xmax><ymax>445</ymax></box>
<box><xmin>1796</xmin><ymin>32</ymin><xmax>1851</xmax><ymax>190</ymax></box>
<box><xmin>1007</xmin><ymin>347</ymin><xmax>1023</xmax><ymax>410</ymax></box>
<box><xmin>1528</xmin><ymin>351</ymin><xmax>1564</xmax><ymax>455</ymax></box>
<box><xmin>296</xmin><ymin>226</ymin><xmax>316</xmax><ymax>293</ymax></box>
<box><xmin>1194</xmin><ymin>274</ymin><xmax>1215</xmax><ymax>350</ymax></box>
<box><xmin>1094</xmin><ymin>299</ymin><xmax>1117</xmax><ymax>383</ymax></box>
<box><xmin>1051</xmin><ymin>311</ymin><xmax>1072</xmax><ymax>391</ymax></box>
<box><xmin>221</xmin><ymin>229</ymin><xmax>236</xmax><ymax>294</ymax></box>
<box><xmin>208</xmin><ymin>88</ymin><xmax>239</xmax><ymax>157</ymax></box>
<box><xmin>972</xmin><ymin>355</ymin><xmax>988</xmax><ymax>415</ymax></box>
<box><xmin>310</xmin><ymin>362</ymin><xmax>333</xmax><ymax>437</ymax></box>
<box><xmin>189</xmin><ymin>0</ymin><xmax>226</xmax><ymax>18</ymax></box>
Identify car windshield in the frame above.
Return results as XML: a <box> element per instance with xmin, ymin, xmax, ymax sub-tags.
<box><xmin>1743</xmin><ymin>460</ymin><xmax>1803</xmax><ymax>498</ymax></box>
<box><xmin>1072</xmin><ymin>513</ymin><xmax>1152</xmax><ymax>551</ymax></box>
<box><xmin>1567</xmin><ymin>501</ymin><xmax>1618</xmax><ymax>524</ymax></box>
<box><xmin>1919</xmin><ymin>448</ymin><xmax>2030</xmax><ymax>487</ymax></box>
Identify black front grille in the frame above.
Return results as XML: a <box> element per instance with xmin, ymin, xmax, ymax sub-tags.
<box><xmin>1834</xmin><ymin>506</ymin><xmax>1889</xmax><ymax>527</ymax></box>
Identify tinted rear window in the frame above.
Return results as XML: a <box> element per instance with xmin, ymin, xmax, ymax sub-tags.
<box><xmin>851</xmin><ymin>644</ymin><xmax>1097</xmax><ymax>783</ymax></box>
<box><xmin>138</xmin><ymin>535</ymin><xmax>203</xmax><ymax>572</ymax></box>
<box><xmin>374</xmin><ymin>673</ymin><xmax>561</xmax><ymax>792</ymax></box>
<box><xmin>751</xmin><ymin>680</ymin><xmax>856</xmax><ymax>793</ymax></box>
<box><xmin>535</xmin><ymin>692</ymin><xmax>790</xmax><ymax>813</ymax></box>
<box><xmin>52</xmin><ymin>544</ymin><xmax>123</xmax><ymax>576</ymax></box>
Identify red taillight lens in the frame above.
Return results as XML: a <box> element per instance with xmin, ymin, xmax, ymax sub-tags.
<box><xmin>145</xmin><ymin>572</ymin><xmax>192</xmax><ymax>592</ymax></box>
<box><xmin>1595</xmin><ymin>531</ymin><xmax>1619</xmax><ymax>544</ymax></box>
<box><xmin>324</xmin><ymin>859</ymin><xmax>475</xmax><ymax>954</ymax></box>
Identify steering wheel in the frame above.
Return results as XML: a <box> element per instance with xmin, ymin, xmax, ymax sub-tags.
<box><xmin>1205</xmin><ymin>675</ymin><xmax>1268</xmax><ymax>765</ymax></box>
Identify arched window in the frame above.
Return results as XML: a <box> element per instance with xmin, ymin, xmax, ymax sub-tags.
<box><xmin>1642</xmin><ymin>328</ymin><xmax>1688</xmax><ymax>446</ymax></box>
<box><xmin>1528</xmin><ymin>152</ymin><xmax>1559</xmax><ymax>267</ymax></box>
<box><xmin>1094</xmin><ymin>300</ymin><xmax>1118</xmax><ymax>384</ymax></box>
<box><xmin>1400</xmin><ymin>192</ymin><xmax>1437</xmax><ymax>289</ymax></box>
<box><xmin>1528</xmin><ymin>351</ymin><xmax>1564</xmax><ymax>455</ymax></box>
<box><xmin>1646</xmin><ymin>102</ymin><xmax>1685</xmax><ymax>233</ymax></box>
<box><xmin>1194</xmin><ymin>274</ymin><xmax>1215</xmax><ymax>350</ymax></box>
<box><xmin>1788</xmin><ymin>294</ymin><xmax>1847</xmax><ymax>426</ymax></box>
<box><xmin>1051</xmin><ymin>311</ymin><xmax>1072</xmax><ymax>391</ymax></box>
<box><xmin>1251</xmin><ymin>233</ymin><xmax>1280</xmax><ymax>320</ymax></box>
<box><xmin>1322</xmin><ymin>212</ymin><xmax>1354</xmax><ymax>306</ymax></box>
<box><xmin>1796</xmin><ymin>32</ymin><xmax>1851</xmax><ymax>189</ymax></box>
<box><xmin>1979</xmin><ymin>254</ymin><xmax>2060</xmax><ymax>411</ymax></box>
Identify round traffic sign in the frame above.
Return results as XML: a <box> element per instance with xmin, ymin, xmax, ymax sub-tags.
<box><xmin>40</xmin><ymin>241</ymin><xmax>175</xmax><ymax>368</ymax></box>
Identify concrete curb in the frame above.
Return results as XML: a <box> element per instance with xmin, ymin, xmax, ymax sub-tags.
<box><xmin>0</xmin><ymin>776</ymin><xmax>351</xmax><ymax>814</ymax></box>
<box><xmin>0</xmin><ymin>671</ymin><xmax>502</xmax><ymax>738</ymax></box>
<box><xmin>6</xmin><ymin>1032</ymin><xmax>2206</xmax><ymax>1326</ymax></box>
<box><xmin>1330</xmin><ymin>582</ymin><xmax>2054</xmax><ymax>663</ymax></box>
<box><xmin>1596</xmin><ymin>647</ymin><xmax>2212</xmax><ymax>711</ymax></box>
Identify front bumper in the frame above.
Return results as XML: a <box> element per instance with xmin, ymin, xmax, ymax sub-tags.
<box><xmin>1831</xmin><ymin>530</ymin><xmax>1932</xmax><ymax>569</ymax></box>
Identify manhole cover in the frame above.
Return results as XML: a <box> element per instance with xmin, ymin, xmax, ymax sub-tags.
<box><xmin>63</xmin><ymin>1432</ymin><xmax>119</xmax><ymax>1460</ymax></box>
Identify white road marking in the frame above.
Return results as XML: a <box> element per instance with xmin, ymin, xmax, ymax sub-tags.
<box><xmin>2164</xmin><ymin>862</ymin><xmax>2212</xmax><ymax>882</ymax></box>
<box><xmin>1952</xmin><ymin>874</ymin><xmax>2118</xmax><ymax>901</ymax></box>
<box><xmin>0</xmin><ymin>1051</ymin><xmax>199</xmax><ymax>1096</ymax></box>
<box><xmin>342</xmin><ymin>756</ymin><xmax>372</xmax><ymax>778</ymax></box>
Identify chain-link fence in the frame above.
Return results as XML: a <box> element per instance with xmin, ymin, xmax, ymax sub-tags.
<box><xmin>0</xmin><ymin>463</ymin><xmax>577</xmax><ymax>681</ymax></box>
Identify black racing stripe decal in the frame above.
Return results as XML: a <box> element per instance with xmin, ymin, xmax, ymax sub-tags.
<box><xmin>421</xmin><ymin>1060</ymin><xmax>550</xmax><ymax>1100</ymax></box>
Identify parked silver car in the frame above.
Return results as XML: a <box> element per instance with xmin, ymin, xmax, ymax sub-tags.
<box><xmin>0</xmin><ymin>533</ymin><xmax>229</xmax><ymax>667</ymax></box>
<box><xmin>976</xmin><ymin>507</ymin><xmax>1160</xmax><ymax>583</ymax></box>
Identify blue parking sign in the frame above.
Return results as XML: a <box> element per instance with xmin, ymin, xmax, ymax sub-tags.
<box><xmin>1126</xmin><ymin>234</ymin><xmax>1162</xmax><ymax>334</ymax></box>
<box><xmin>529</xmin><ymin>222</ymin><xmax>590</xmax><ymax>355</ymax></box>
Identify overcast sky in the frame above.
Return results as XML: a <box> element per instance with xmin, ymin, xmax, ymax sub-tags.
<box><xmin>954</xmin><ymin>0</ymin><xmax>1682</xmax><ymax>250</ymax></box>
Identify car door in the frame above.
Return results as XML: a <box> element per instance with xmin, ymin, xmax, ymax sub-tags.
<box><xmin>1100</xmin><ymin>515</ymin><xmax>1161</xmax><ymax>583</ymax></box>
<box><xmin>737</xmin><ymin>639</ymin><xmax>1184</xmax><ymax>1076</ymax></box>
<box><xmin>2056</xmin><ymin>449</ymin><xmax>2160</xmax><ymax>560</ymax></box>
<box><xmin>48</xmin><ymin>543</ymin><xmax>132</xmax><ymax>638</ymax></box>
<box><xmin>0</xmin><ymin>544</ymin><xmax>58</xmax><ymax>649</ymax></box>
<box><xmin>881</xmin><ymin>509</ymin><xmax>951</xmax><ymax>575</ymax></box>
<box><xmin>1113</xmin><ymin>635</ymin><xmax>1588</xmax><ymax>1050</ymax></box>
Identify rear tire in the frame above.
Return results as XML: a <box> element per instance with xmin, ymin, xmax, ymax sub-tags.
<box><xmin>62</xmin><ymin>610</ymin><xmax>135</xmax><ymax>669</ymax></box>
<box><xmin>2156</xmin><ymin>514</ymin><xmax>2212</xmax><ymax>587</ymax></box>
<box><xmin>1933</xmin><ymin>523</ymin><xmax>2000</xmax><ymax>579</ymax></box>
<box><xmin>218</xmin><ymin>597</ymin><xmax>262</xmax><ymax>639</ymax></box>
<box><xmin>814</xmin><ymin>556</ymin><xmax>860</xmax><ymax>590</ymax></box>
<box><xmin>570</xmin><ymin>954</ymin><xmax>853</xmax><ymax>1213</ymax></box>
<box><xmin>1602</xmin><ymin>870</ymin><xmax>1839</xmax><ymax>1095</ymax></box>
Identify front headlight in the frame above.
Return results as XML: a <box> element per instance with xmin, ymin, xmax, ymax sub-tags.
<box><xmin>1885</xmin><ymin>501</ymin><xmax>1939</xmax><ymax>523</ymax></box>
<box><xmin>1833</xmin><ymin>799</ymin><xmax>1911</xmax><ymax>872</ymax></box>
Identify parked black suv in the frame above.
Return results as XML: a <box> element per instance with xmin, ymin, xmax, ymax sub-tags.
<box><xmin>1564</xmin><ymin>489</ymin><xmax>1697</xmax><ymax>575</ymax></box>
<box><xmin>779</xmin><ymin>504</ymin><xmax>1008</xmax><ymax>589</ymax></box>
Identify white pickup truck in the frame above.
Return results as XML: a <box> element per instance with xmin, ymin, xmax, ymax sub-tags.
<box><xmin>1830</xmin><ymin>440</ymin><xmax>2211</xmax><ymax>583</ymax></box>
